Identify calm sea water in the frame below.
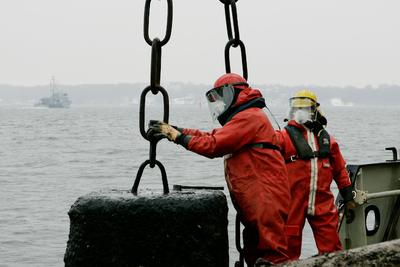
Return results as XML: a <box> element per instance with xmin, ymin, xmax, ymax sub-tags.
<box><xmin>0</xmin><ymin>104</ymin><xmax>399</xmax><ymax>266</ymax></box>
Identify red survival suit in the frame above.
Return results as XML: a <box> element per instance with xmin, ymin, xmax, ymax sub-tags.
<box><xmin>179</xmin><ymin>87</ymin><xmax>290</xmax><ymax>265</ymax></box>
<box><xmin>276</xmin><ymin>120</ymin><xmax>352</xmax><ymax>260</ymax></box>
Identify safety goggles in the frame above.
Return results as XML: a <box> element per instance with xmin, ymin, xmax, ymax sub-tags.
<box><xmin>205</xmin><ymin>82</ymin><xmax>248</xmax><ymax>103</ymax></box>
<box><xmin>205</xmin><ymin>82</ymin><xmax>248</xmax><ymax>121</ymax></box>
<box><xmin>289</xmin><ymin>97</ymin><xmax>319</xmax><ymax>108</ymax></box>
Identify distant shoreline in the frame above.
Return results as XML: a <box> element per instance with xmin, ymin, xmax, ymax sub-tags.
<box><xmin>1</xmin><ymin>82</ymin><xmax>399</xmax><ymax>107</ymax></box>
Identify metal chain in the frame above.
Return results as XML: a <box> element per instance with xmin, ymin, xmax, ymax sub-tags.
<box><xmin>235</xmin><ymin>213</ymin><xmax>245</xmax><ymax>267</ymax></box>
<box><xmin>132</xmin><ymin>0</ymin><xmax>173</xmax><ymax>195</ymax></box>
<box><xmin>220</xmin><ymin>0</ymin><xmax>248</xmax><ymax>80</ymax></box>
<box><xmin>218</xmin><ymin>1</ymin><xmax>246</xmax><ymax>266</ymax></box>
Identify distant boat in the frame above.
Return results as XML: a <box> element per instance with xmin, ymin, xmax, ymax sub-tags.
<box><xmin>330</xmin><ymin>97</ymin><xmax>354</xmax><ymax>107</ymax></box>
<box><xmin>34</xmin><ymin>77</ymin><xmax>71</xmax><ymax>108</ymax></box>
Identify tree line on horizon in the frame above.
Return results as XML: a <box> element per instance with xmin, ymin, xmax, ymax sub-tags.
<box><xmin>0</xmin><ymin>82</ymin><xmax>399</xmax><ymax>107</ymax></box>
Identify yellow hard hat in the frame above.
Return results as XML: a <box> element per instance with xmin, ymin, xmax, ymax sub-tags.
<box><xmin>294</xmin><ymin>89</ymin><xmax>317</xmax><ymax>102</ymax></box>
<box><xmin>290</xmin><ymin>89</ymin><xmax>318</xmax><ymax>108</ymax></box>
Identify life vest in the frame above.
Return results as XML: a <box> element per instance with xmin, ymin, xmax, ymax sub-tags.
<box><xmin>285</xmin><ymin>125</ymin><xmax>330</xmax><ymax>161</ymax></box>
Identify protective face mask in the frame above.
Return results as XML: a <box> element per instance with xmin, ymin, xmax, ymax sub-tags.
<box><xmin>207</xmin><ymin>99</ymin><xmax>226</xmax><ymax>122</ymax></box>
<box><xmin>293</xmin><ymin>109</ymin><xmax>312</xmax><ymax>124</ymax></box>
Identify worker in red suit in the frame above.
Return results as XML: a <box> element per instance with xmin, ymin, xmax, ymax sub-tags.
<box><xmin>275</xmin><ymin>89</ymin><xmax>355</xmax><ymax>260</ymax></box>
<box><xmin>148</xmin><ymin>73</ymin><xmax>290</xmax><ymax>266</ymax></box>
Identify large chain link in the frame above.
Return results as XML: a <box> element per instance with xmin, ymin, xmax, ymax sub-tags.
<box><xmin>219</xmin><ymin>0</ymin><xmax>248</xmax><ymax>80</ymax></box>
<box><xmin>132</xmin><ymin>0</ymin><xmax>173</xmax><ymax>195</ymax></box>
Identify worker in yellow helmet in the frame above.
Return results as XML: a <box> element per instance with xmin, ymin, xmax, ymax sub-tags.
<box><xmin>287</xmin><ymin>89</ymin><xmax>326</xmax><ymax>126</ymax></box>
<box><xmin>276</xmin><ymin>89</ymin><xmax>355</xmax><ymax>260</ymax></box>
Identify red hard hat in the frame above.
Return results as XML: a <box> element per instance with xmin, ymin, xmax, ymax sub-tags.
<box><xmin>213</xmin><ymin>73</ymin><xmax>247</xmax><ymax>89</ymax></box>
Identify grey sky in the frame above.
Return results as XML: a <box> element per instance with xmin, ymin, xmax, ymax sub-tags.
<box><xmin>1</xmin><ymin>0</ymin><xmax>399</xmax><ymax>86</ymax></box>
